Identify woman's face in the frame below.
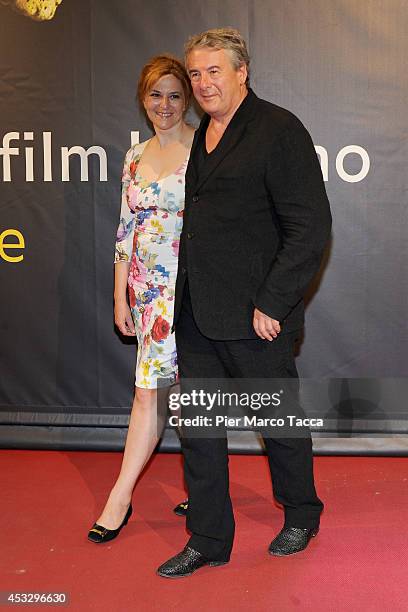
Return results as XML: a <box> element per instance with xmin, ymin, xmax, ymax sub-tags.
<box><xmin>143</xmin><ymin>74</ymin><xmax>186</xmax><ymax>131</ymax></box>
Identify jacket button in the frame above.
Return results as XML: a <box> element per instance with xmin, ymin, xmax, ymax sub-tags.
<box><xmin>192</xmin><ymin>195</ymin><xmax>199</xmax><ymax>202</ymax></box>
<box><xmin>181</xmin><ymin>267</ymin><xmax>187</xmax><ymax>274</ymax></box>
<box><xmin>187</xmin><ymin>232</ymin><xmax>194</xmax><ymax>239</ymax></box>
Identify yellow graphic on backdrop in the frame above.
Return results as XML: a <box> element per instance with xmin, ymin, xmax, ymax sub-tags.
<box><xmin>1</xmin><ymin>0</ymin><xmax>63</xmax><ymax>21</ymax></box>
<box><xmin>0</xmin><ymin>229</ymin><xmax>25</xmax><ymax>263</ymax></box>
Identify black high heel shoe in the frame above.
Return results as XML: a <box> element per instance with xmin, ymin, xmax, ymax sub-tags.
<box><xmin>87</xmin><ymin>504</ymin><xmax>132</xmax><ymax>543</ymax></box>
<box><xmin>173</xmin><ymin>500</ymin><xmax>189</xmax><ymax>516</ymax></box>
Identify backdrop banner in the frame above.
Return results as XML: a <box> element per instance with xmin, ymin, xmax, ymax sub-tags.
<box><xmin>1</xmin><ymin>0</ymin><xmax>407</xmax><ymax>453</ymax></box>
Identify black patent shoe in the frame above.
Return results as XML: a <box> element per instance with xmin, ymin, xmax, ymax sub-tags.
<box><xmin>173</xmin><ymin>499</ymin><xmax>189</xmax><ymax>516</ymax></box>
<box><xmin>87</xmin><ymin>504</ymin><xmax>132</xmax><ymax>544</ymax></box>
<box><xmin>157</xmin><ymin>546</ymin><xmax>228</xmax><ymax>579</ymax></box>
<box><xmin>268</xmin><ymin>526</ymin><xmax>319</xmax><ymax>556</ymax></box>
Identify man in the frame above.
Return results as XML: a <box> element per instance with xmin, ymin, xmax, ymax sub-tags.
<box><xmin>157</xmin><ymin>28</ymin><xmax>332</xmax><ymax>578</ymax></box>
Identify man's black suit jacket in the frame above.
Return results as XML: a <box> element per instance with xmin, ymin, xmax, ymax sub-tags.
<box><xmin>174</xmin><ymin>89</ymin><xmax>332</xmax><ymax>340</ymax></box>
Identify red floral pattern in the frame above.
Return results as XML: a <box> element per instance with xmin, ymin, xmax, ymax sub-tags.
<box><xmin>151</xmin><ymin>316</ymin><xmax>170</xmax><ymax>342</ymax></box>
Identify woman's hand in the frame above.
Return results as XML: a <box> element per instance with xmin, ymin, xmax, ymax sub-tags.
<box><xmin>114</xmin><ymin>300</ymin><xmax>136</xmax><ymax>336</ymax></box>
<box><xmin>113</xmin><ymin>262</ymin><xmax>134</xmax><ymax>336</ymax></box>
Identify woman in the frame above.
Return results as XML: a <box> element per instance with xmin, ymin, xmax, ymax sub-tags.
<box><xmin>88</xmin><ymin>55</ymin><xmax>193</xmax><ymax>543</ymax></box>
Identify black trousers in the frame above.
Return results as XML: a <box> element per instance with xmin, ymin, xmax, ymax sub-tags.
<box><xmin>175</xmin><ymin>282</ymin><xmax>323</xmax><ymax>561</ymax></box>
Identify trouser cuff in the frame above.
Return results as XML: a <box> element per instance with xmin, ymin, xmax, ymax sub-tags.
<box><xmin>284</xmin><ymin>508</ymin><xmax>322</xmax><ymax>529</ymax></box>
<box><xmin>188</xmin><ymin>535</ymin><xmax>232</xmax><ymax>562</ymax></box>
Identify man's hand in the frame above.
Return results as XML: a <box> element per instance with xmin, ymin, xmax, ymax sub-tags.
<box><xmin>253</xmin><ymin>308</ymin><xmax>281</xmax><ymax>341</ymax></box>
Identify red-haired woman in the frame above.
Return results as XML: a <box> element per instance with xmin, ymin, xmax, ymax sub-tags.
<box><xmin>88</xmin><ymin>55</ymin><xmax>193</xmax><ymax>543</ymax></box>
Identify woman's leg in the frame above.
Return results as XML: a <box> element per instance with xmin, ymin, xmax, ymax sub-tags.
<box><xmin>95</xmin><ymin>386</ymin><xmax>167</xmax><ymax>529</ymax></box>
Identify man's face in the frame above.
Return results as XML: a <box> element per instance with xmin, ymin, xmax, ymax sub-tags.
<box><xmin>186</xmin><ymin>47</ymin><xmax>247</xmax><ymax>119</ymax></box>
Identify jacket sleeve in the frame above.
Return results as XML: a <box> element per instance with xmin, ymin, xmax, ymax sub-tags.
<box><xmin>254</xmin><ymin>116</ymin><xmax>332</xmax><ymax>322</ymax></box>
<box><xmin>114</xmin><ymin>147</ymin><xmax>135</xmax><ymax>263</ymax></box>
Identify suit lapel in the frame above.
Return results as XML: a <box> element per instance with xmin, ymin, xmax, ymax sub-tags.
<box><xmin>189</xmin><ymin>89</ymin><xmax>258</xmax><ymax>193</ymax></box>
<box><xmin>186</xmin><ymin>120</ymin><xmax>206</xmax><ymax>190</ymax></box>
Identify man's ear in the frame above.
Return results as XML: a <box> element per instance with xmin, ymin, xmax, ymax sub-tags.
<box><xmin>238</xmin><ymin>63</ymin><xmax>248</xmax><ymax>85</ymax></box>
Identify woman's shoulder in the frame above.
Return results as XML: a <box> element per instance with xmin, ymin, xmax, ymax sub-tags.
<box><xmin>125</xmin><ymin>138</ymin><xmax>151</xmax><ymax>161</ymax></box>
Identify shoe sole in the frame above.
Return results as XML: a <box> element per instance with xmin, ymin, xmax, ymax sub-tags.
<box><xmin>156</xmin><ymin>561</ymin><xmax>228</xmax><ymax>579</ymax></box>
<box><xmin>87</xmin><ymin>536</ymin><xmax>116</xmax><ymax>544</ymax></box>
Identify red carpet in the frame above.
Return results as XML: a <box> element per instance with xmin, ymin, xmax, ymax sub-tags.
<box><xmin>1</xmin><ymin>451</ymin><xmax>407</xmax><ymax>611</ymax></box>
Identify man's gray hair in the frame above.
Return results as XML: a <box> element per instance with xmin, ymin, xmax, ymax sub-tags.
<box><xmin>184</xmin><ymin>27</ymin><xmax>250</xmax><ymax>84</ymax></box>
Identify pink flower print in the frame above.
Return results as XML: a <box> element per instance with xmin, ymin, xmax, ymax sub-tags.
<box><xmin>128</xmin><ymin>184</ymin><xmax>141</xmax><ymax>212</ymax></box>
<box><xmin>175</xmin><ymin>160</ymin><xmax>187</xmax><ymax>176</ymax></box>
<box><xmin>172</xmin><ymin>239</ymin><xmax>179</xmax><ymax>258</ymax></box>
<box><xmin>141</xmin><ymin>304</ymin><xmax>153</xmax><ymax>332</ymax></box>
<box><xmin>128</xmin><ymin>243</ymin><xmax>148</xmax><ymax>286</ymax></box>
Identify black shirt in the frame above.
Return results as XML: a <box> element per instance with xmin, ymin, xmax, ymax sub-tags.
<box><xmin>196</xmin><ymin>136</ymin><xmax>210</xmax><ymax>177</ymax></box>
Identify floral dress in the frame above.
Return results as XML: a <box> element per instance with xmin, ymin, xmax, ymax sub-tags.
<box><xmin>114</xmin><ymin>140</ymin><xmax>188</xmax><ymax>388</ymax></box>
